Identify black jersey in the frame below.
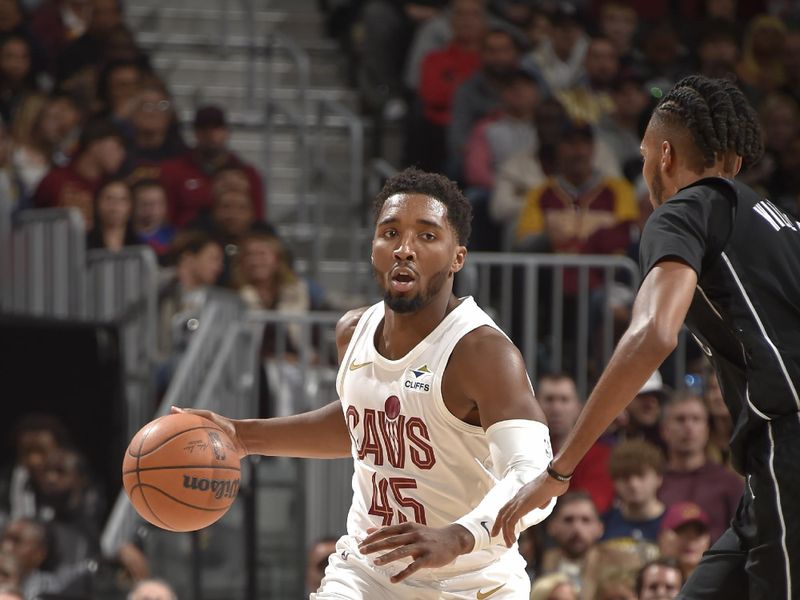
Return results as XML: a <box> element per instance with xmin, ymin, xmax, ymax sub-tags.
<box><xmin>639</xmin><ymin>177</ymin><xmax>800</xmax><ymax>472</ymax></box>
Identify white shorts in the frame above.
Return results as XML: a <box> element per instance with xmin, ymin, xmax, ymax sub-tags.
<box><xmin>310</xmin><ymin>538</ymin><xmax>531</xmax><ymax>599</ymax></box>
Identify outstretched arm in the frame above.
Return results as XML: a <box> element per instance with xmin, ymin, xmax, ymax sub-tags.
<box><xmin>174</xmin><ymin>307</ymin><xmax>368</xmax><ymax>460</ymax></box>
<box><xmin>492</xmin><ymin>259</ymin><xmax>697</xmax><ymax>545</ymax></box>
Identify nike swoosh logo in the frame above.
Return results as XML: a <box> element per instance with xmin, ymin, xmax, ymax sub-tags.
<box><xmin>477</xmin><ymin>584</ymin><xmax>506</xmax><ymax>599</ymax></box>
<box><xmin>480</xmin><ymin>520</ymin><xmax>491</xmax><ymax>536</ymax></box>
<box><xmin>349</xmin><ymin>360</ymin><xmax>373</xmax><ymax>371</ymax></box>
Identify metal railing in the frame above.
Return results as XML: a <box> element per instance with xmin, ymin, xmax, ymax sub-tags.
<box><xmin>86</xmin><ymin>247</ymin><xmax>160</xmax><ymax>441</ymax></box>
<box><xmin>6</xmin><ymin>208</ymin><xmax>86</xmax><ymax>318</ymax></box>
<box><xmin>456</xmin><ymin>252</ymin><xmax>642</xmax><ymax>398</ymax></box>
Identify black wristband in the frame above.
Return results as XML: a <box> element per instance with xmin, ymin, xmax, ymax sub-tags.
<box><xmin>546</xmin><ymin>461</ymin><xmax>573</xmax><ymax>482</ymax></box>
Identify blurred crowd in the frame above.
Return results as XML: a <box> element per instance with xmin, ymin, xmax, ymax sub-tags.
<box><xmin>340</xmin><ymin>0</ymin><xmax>800</xmax><ymax>255</ymax></box>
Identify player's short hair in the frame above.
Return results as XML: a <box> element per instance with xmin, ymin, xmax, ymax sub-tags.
<box><xmin>608</xmin><ymin>439</ymin><xmax>665</xmax><ymax>479</ymax></box>
<box><xmin>651</xmin><ymin>75</ymin><xmax>763</xmax><ymax>169</ymax></box>
<box><xmin>373</xmin><ymin>167</ymin><xmax>472</xmax><ymax>246</ymax></box>
<box><xmin>635</xmin><ymin>558</ymin><xmax>683</xmax><ymax>595</ymax></box>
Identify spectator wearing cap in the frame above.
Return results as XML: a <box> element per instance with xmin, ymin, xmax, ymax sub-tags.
<box><xmin>657</xmin><ymin>391</ymin><xmax>743</xmax><ymax>543</ymax></box>
<box><xmin>522</xmin><ymin>3</ymin><xmax>589</xmax><ymax>95</ymax></box>
<box><xmin>657</xmin><ymin>502</ymin><xmax>711</xmax><ymax>580</ymax></box>
<box><xmin>600</xmin><ymin>440</ymin><xmax>665</xmax><ymax>566</ymax></box>
<box><xmin>160</xmin><ymin>105</ymin><xmax>265</xmax><ymax>228</ymax></box>
<box><xmin>617</xmin><ymin>370</ymin><xmax>669</xmax><ymax>452</ymax></box>
<box><xmin>556</xmin><ymin>36</ymin><xmax>620</xmax><ymax>126</ymax></box>
<box><xmin>513</xmin><ymin>118</ymin><xmax>637</xmax><ymax>293</ymax></box>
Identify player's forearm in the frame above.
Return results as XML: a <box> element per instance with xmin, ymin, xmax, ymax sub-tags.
<box><xmin>553</xmin><ymin>323</ymin><xmax>676</xmax><ymax>475</ymax></box>
<box><xmin>235</xmin><ymin>401</ymin><xmax>352</xmax><ymax>459</ymax></box>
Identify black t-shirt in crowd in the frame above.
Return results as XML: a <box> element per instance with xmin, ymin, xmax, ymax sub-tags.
<box><xmin>639</xmin><ymin>177</ymin><xmax>800</xmax><ymax>472</ymax></box>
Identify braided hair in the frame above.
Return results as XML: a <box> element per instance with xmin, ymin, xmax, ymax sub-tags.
<box><xmin>653</xmin><ymin>75</ymin><xmax>764</xmax><ymax>169</ymax></box>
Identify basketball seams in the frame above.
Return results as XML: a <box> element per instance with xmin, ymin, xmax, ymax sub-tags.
<box><xmin>131</xmin><ymin>486</ymin><xmax>176</xmax><ymax>531</ymax></box>
<box><xmin>133</xmin><ymin>423</ymin><xmax>170</xmax><ymax>529</ymax></box>
<box><xmin>122</xmin><ymin>465</ymin><xmax>241</xmax><ymax>475</ymax></box>
<box><xmin>127</xmin><ymin>424</ymin><xmax>227</xmax><ymax>458</ymax></box>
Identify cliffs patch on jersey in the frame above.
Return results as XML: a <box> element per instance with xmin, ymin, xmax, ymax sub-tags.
<box><xmin>405</xmin><ymin>364</ymin><xmax>432</xmax><ymax>392</ymax></box>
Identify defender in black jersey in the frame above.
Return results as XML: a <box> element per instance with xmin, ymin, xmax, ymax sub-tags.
<box><xmin>493</xmin><ymin>76</ymin><xmax>800</xmax><ymax>599</ymax></box>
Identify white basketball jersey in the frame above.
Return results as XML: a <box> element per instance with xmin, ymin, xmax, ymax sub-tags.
<box><xmin>335</xmin><ymin>297</ymin><xmax>527</xmax><ymax>580</ymax></box>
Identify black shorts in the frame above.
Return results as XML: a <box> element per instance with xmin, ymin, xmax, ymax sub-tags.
<box><xmin>679</xmin><ymin>414</ymin><xmax>800</xmax><ymax>600</ymax></box>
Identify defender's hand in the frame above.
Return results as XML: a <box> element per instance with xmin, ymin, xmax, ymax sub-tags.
<box><xmin>492</xmin><ymin>471</ymin><xmax>569</xmax><ymax>547</ymax></box>
<box><xmin>358</xmin><ymin>523</ymin><xmax>473</xmax><ymax>583</ymax></box>
<box><xmin>171</xmin><ymin>406</ymin><xmax>248</xmax><ymax>459</ymax></box>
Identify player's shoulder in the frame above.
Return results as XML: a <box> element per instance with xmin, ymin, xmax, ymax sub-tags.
<box><xmin>335</xmin><ymin>306</ymin><xmax>370</xmax><ymax>348</ymax></box>
<box><xmin>450</xmin><ymin>325</ymin><xmax>522</xmax><ymax>373</ymax></box>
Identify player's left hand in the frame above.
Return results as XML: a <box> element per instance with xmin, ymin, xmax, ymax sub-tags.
<box><xmin>358</xmin><ymin>523</ymin><xmax>474</xmax><ymax>583</ymax></box>
<box><xmin>492</xmin><ymin>470</ymin><xmax>569</xmax><ymax>547</ymax></box>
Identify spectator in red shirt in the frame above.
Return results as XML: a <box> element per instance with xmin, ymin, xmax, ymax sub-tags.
<box><xmin>410</xmin><ymin>0</ymin><xmax>485</xmax><ymax>172</ymax></box>
<box><xmin>32</xmin><ymin>117</ymin><xmax>126</xmax><ymax>229</ymax></box>
<box><xmin>160</xmin><ymin>105</ymin><xmax>265</xmax><ymax>228</ymax></box>
<box><xmin>537</xmin><ymin>372</ymin><xmax>614</xmax><ymax>513</ymax></box>
<box><xmin>657</xmin><ymin>391</ymin><xmax>744</xmax><ymax>543</ymax></box>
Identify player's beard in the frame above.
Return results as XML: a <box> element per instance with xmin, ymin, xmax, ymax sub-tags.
<box><xmin>376</xmin><ymin>265</ymin><xmax>450</xmax><ymax>314</ymax></box>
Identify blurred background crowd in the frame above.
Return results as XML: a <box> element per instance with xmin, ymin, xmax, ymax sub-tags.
<box><xmin>1</xmin><ymin>0</ymin><xmax>799</xmax><ymax>598</ymax></box>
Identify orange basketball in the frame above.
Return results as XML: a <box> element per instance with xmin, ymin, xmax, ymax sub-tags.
<box><xmin>122</xmin><ymin>413</ymin><xmax>241</xmax><ymax>532</ymax></box>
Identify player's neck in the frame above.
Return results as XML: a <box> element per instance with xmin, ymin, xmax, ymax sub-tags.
<box><xmin>667</xmin><ymin>164</ymin><xmax>734</xmax><ymax>199</ymax></box>
<box><xmin>379</xmin><ymin>293</ymin><xmax>458</xmax><ymax>360</ymax></box>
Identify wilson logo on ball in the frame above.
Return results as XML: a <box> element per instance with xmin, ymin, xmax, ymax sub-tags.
<box><xmin>182</xmin><ymin>475</ymin><xmax>240</xmax><ymax>499</ymax></box>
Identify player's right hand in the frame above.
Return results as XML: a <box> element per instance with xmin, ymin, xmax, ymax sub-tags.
<box><xmin>171</xmin><ymin>406</ymin><xmax>248</xmax><ymax>459</ymax></box>
<box><xmin>491</xmin><ymin>470</ymin><xmax>569</xmax><ymax>547</ymax></box>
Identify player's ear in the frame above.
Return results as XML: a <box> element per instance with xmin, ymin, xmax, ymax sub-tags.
<box><xmin>451</xmin><ymin>245</ymin><xmax>467</xmax><ymax>274</ymax></box>
<box><xmin>661</xmin><ymin>140</ymin><xmax>673</xmax><ymax>171</ymax></box>
<box><xmin>733</xmin><ymin>154</ymin><xmax>743</xmax><ymax>176</ymax></box>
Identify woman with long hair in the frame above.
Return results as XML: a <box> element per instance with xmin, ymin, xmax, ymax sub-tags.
<box><xmin>86</xmin><ymin>178</ymin><xmax>139</xmax><ymax>251</ymax></box>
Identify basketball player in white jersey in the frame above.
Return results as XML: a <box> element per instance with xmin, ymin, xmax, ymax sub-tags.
<box><xmin>176</xmin><ymin>167</ymin><xmax>555</xmax><ymax>598</ymax></box>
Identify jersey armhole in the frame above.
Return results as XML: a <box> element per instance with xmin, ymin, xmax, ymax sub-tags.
<box><xmin>335</xmin><ymin>305</ymin><xmax>377</xmax><ymax>398</ymax></box>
